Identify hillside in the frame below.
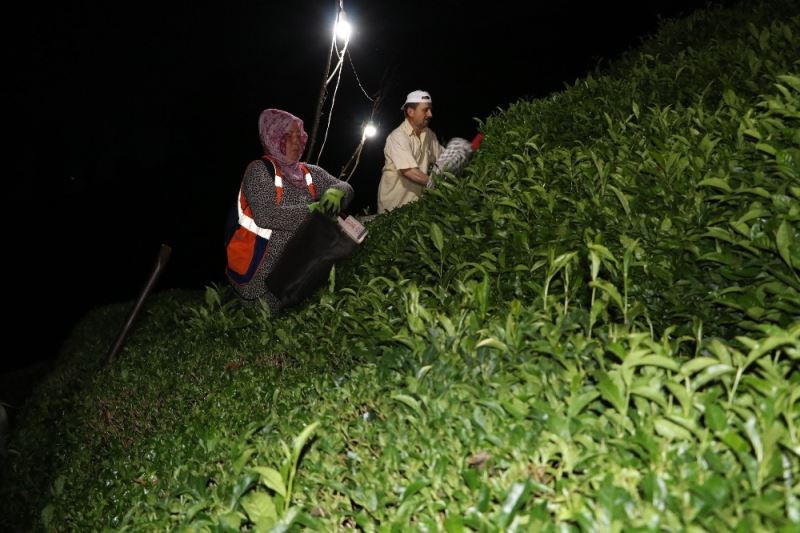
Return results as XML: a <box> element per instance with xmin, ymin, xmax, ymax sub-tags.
<box><xmin>1</xmin><ymin>0</ymin><xmax>799</xmax><ymax>530</ymax></box>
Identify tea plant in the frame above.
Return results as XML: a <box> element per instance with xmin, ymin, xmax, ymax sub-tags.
<box><xmin>2</xmin><ymin>0</ymin><xmax>799</xmax><ymax>530</ymax></box>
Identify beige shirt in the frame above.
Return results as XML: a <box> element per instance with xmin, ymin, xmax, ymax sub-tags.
<box><xmin>377</xmin><ymin>119</ymin><xmax>443</xmax><ymax>213</ymax></box>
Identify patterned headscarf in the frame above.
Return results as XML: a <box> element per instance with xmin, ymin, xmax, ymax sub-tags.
<box><xmin>258</xmin><ymin>108</ymin><xmax>309</xmax><ymax>188</ymax></box>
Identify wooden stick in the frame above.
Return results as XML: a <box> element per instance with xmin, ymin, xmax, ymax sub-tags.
<box><xmin>105</xmin><ymin>244</ymin><xmax>172</xmax><ymax>365</ymax></box>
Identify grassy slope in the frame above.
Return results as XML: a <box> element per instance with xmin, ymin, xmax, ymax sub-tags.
<box><xmin>2</xmin><ymin>0</ymin><xmax>799</xmax><ymax>530</ymax></box>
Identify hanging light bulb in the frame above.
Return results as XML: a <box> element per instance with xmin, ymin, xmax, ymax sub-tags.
<box><xmin>335</xmin><ymin>11</ymin><xmax>352</xmax><ymax>42</ymax></box>
<box><xmin>363</xmin><ymin>123</ymin><xmax>377</xmax><ymax>139</ymax></box>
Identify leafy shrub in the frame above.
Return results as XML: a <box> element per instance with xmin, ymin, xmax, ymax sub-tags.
<box><xmin>2</xmin><ymin>1</ymin><xmax>799</xmax><ymax>530</ymax></box>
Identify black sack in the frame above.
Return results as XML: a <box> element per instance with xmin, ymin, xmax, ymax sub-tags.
<box><xmin>266</xmin><ymin>211</ymin><xmax>356</xmax><ymax>308</ymax></box>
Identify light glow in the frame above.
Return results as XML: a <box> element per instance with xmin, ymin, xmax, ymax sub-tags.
<box><xmin>363</xmin><ymin>124</ymin><xmax>377</xmax><ymax>138</ymax></box>
<box><xmin>335</xmin><ymin>13</ymin><xmax>352</xmax><ymax>42</ymax></box>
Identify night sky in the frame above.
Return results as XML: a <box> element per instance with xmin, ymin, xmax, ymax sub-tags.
<box><xmin>4</xmin><ymin>0</ymin><xmax>734</xmax><ymax>371</ymax></box>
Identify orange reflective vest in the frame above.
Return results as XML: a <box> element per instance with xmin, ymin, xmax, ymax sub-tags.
<box><xmin>226</xmin><ymin>156</ymin><xmax>317</xmax><ymax>284</ymax></box>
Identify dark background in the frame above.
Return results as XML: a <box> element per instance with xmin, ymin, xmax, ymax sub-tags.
<box><xmin>4</xmin><ymin>1</ymin><xmax>733</xmax><ymax>373</ymax></box>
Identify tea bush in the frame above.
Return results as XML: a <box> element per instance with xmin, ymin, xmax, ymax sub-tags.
<box><xmin>2</xmin><ymin>0</ymin><xmax>798</xmax><ymax>530</ymax></box>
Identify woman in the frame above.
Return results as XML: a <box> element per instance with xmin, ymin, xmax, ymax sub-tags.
<box><xmin>226</xmin><ymin>108</ymin><xmax>353</xmax><ymax>312</ymax></box>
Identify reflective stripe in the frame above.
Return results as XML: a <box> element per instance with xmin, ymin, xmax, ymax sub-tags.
<box><xmin>264</xmin><ymin>156</ymin><xmax>315</xmax><ymax>199</ymax></box>
<box><xmin>237</xmin><ymin>189</ymin><xmax>272</xmax><ymax>239</ymax></box>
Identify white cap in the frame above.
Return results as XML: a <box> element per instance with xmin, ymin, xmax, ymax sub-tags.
<box><xmin>402</xmin><ymin>90</ymin><xmax>432</xmax><ymax>109</ymax></box>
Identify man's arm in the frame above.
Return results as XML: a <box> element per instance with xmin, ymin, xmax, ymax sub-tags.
<box><xmin>400</xmin><ymin>167</ymin><xmax>431</xmax><ymax>186</ymax></box>
<box><xmin>386</xmin><ymin>131</ymin><xmax>430</xmax><ymax>186</ymax></box>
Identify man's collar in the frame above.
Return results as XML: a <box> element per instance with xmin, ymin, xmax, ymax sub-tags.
<box><xmin>402</xmin><ymin>118</ymin><xmax>424</xmax><ymax>136</ymax></box>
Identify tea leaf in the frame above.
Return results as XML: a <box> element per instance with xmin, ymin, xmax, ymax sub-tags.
<box><xmin>240</xmin><ymin>491</ymin><xmax>277</xmax><ymax>529</ymax></box>
<box><xmin>391</xmin><ymin>394</ymin><xmax>422</xmax><ymax>415</ymax></box>
<box><xmin>251</xmin><ymin>467</ymin><xmax>287</xmax><ymax>498</ymax></box>
<box><xmin>776</xmin><ymin>219</ymin><xmax>796</xmax><ymax>268</ymax></box>
<box><xmin>430</xmin><ymin>223</ymin><xmax>444</xmax><ymax>254</ymax></box>
<box><xmin>697</xmin><ymin>177</ymin><xmax>732</xmax><ymax>193</ymax></box>
<box><xmin>598</xmin><ymin>373</ymin><xmax>627</xmax><ymax>415</ymax></box>
<box><xmin>654</xmin><ymin>418</ymin><xmax>692</xmax><ymax>441</ymax></box>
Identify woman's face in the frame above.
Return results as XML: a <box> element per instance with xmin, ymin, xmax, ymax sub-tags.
<box><xmin>284</xmin><ymin>122</ymin><xmax>303</xmax><ymax>162</ymax></box>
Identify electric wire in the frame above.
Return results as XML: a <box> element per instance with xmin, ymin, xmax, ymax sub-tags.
<box><xmin>347</xmin><ymin>50</ymin><xmax>374</xmax><ymax>102</ymax></box>
<box><xmin>314</xmin><ymin>41</ymin><xmax>347</xmax><ymax>164</ymax></box>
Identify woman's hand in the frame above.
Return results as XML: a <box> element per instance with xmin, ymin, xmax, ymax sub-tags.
<box><xmin>318</xmin><ymin>188</ymin><xmax>345</xmax><ymax>214</ymax></box>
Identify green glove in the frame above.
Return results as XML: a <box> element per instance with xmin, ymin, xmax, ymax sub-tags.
<box><xmin>319</xmin><ymin>187</ymin><xmax>345</xmax><ymax>214</ymax></box>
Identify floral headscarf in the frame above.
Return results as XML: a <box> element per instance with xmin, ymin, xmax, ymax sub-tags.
<box><xmin>258</xmin><ymin>108</ymin><xmax>309</xmax><ymax>188</ymax></box>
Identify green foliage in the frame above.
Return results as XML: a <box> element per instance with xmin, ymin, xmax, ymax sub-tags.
<box><xmin>177</xmin><ymin>283</ymin><xmax>259</xmax><ymax>336</ymax></box>
<box><xmin>2</xmin><ymin>1</ymin><xmax>800</xmax><ymax>530</ymax></box>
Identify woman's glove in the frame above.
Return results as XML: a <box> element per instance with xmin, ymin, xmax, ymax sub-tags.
<box><xmin>319</xmin><ymin>187</ymin><xmax>344</xmax><ymax>214</ymax></box>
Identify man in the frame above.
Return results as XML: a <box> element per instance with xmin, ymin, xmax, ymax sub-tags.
<box><xmin>377</xmin><ymin>90</ymin><xmax>444</xmax><ymax>213</ymax></box>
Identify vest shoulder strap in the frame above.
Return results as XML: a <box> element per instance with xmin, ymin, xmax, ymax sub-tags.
<box><xmin>260</xmin><ymin>156</ymin><xmax>277</xmax><ymax>177</ymax></box>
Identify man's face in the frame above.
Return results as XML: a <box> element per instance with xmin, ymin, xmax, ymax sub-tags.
<box><xmin>407</xmin><ymin>103</ymin><xmax>433</xmax><ymax>131</ymax></box>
